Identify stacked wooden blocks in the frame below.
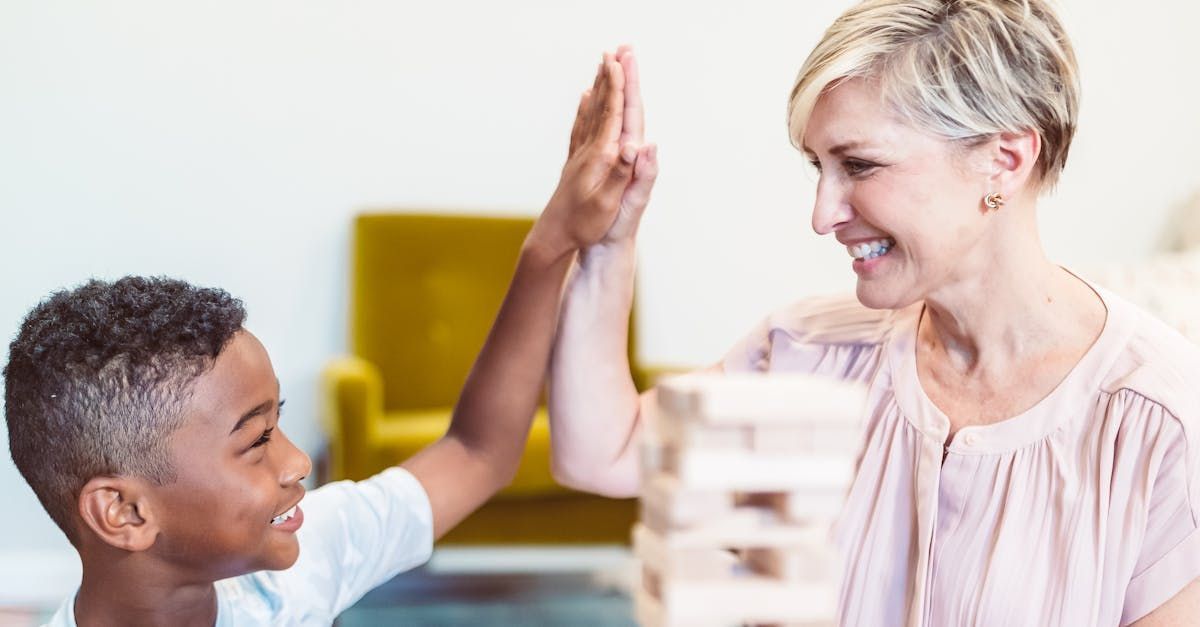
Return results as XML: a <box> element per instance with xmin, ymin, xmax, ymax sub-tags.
<box><xmin>634</xmin><ymin>373</ymin><xmax>866</xmax><ymax>627</ymax></box>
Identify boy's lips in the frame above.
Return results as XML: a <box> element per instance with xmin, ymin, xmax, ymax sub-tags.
<box><xmin>270</xmin><ymin>497</ymin><xmax>305</xmax><ymax>532</ymax></box>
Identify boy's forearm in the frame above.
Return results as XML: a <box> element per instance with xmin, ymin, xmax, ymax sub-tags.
<box><xmin>446</xmin><ymin>236</ymin><xmax>573</xmax><ymax>477</ymax></box>
<box><xmin>401</xmin><ymin>235</ymin><xmax>574</xmax><ymax>538</ymax></box>
<box><xmin>548</xmin><ymin>240</ymin><xmax>644</xmax><ymax>496</ymax></box>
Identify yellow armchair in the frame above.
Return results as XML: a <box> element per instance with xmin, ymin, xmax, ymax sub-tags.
<box><xmin>320</xmin><ymin>213</ymin><xmax>640</xmax><ymax>544</ymax></box>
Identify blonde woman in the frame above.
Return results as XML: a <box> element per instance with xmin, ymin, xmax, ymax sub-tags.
<box><xmin>549</xmin><ymin>2</ymin><xmax>1200</xmax><ymax>625</ymax></box>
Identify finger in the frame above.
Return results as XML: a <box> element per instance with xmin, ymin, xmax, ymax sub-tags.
<box><xmin>597</xmin><ymin>55</ymin><xmax>626</xmax><ymax>147</ymax></box>
<box><xmin>625</xmin><ymin>143</ymin><xmax>659</xmax><ymax>211</ymax></box>
<box><xmin>619</xmin><ymin>49</ymin><xmax>644</xmax><ymax>146</ymax></box>
<box><xmin>584</xmin><ymin>56</ymin><xmax>610</xmax><ymax>142</ymax></box>
<box><xmin>590</xmin><ymin>139</ymin><xmax>637</xmax><ymax>207</ymax></box>
<box><xmin>609</xmin><ymin>144</ymin><xmax>658</xmax><ymax>240</ymax></box>
<box><xmin>568</xmin><ymin>89</ymin><xmax>591</xmax><ymax>156</ymax></box>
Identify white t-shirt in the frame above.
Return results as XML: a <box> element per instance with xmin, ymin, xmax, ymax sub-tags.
<box><xmin>46</xmin><ymin>467</ymin><xmax>434</xmax><ymax>626</ymax></box>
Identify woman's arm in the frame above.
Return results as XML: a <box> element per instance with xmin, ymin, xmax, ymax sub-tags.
<box><xmin>549</xmin><ymin>239</ymin><xmax>654</xmax><ymax>497</ymax></box>
<box><xmin>1128</xmin><ymin>577</ymin><xmax>1200</xmax><ymax>626</ymax></box>
<box><xmin>547</xmin><ymin>48</ymin><xmax>669</xmax><ymax>498</ymax></box>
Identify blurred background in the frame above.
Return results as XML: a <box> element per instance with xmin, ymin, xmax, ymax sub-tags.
<box><xmin>2</xmin><ymin>0</ymin><xmax>1198</xmax><ymax>623</ymax></box>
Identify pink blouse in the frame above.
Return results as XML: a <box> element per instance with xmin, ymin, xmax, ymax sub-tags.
<box><xmin>722</xmin><ymin>286</ymin><xmax>1200</xmax><ymax>626</ymax></box>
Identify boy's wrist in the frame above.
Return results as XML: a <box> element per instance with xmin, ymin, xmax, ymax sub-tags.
<box><xmin>521</xmin><ymin>224</ymin><xmax>574</xmax><ymax>269</ymax></box>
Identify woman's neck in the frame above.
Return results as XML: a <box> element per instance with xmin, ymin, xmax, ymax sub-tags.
<box><xmin>918</xmin><ymin>224</ymin><xmax>1105</xmax><ymax>380</ymax></box>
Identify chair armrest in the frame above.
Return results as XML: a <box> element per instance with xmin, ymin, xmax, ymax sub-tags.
<box><xmin>632</xmin><ymin>362</ymin><xmax>695</xmax><ymax>391</ymax></box>
<box><xmin>320</xmin><ymin>355</ymin><xmax>385</xmax><ymax>480</ymax></box>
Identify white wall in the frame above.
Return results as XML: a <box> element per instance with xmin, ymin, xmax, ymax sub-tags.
<box><xmin>1</xmin><ymin>0</ymin><xmax>1197</xmax><ymax>602</ymax></box>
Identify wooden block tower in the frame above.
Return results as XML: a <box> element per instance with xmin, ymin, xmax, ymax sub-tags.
<box><xmin>634</xmin><ymin>373</ymin><xmax>866</xmax><ymax>627</ymax></box>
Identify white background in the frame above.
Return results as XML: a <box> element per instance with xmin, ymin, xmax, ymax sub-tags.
<box><xmin>1</xmin><ymin>0</ymin><xmax>1198</xmax><ymax>601</ymax></box>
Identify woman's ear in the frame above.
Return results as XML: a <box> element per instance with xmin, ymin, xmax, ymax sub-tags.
<box><xmin>988</xmin><ymin>128</ymin><xmax>1042</xmax><ymax>195</ymax></box>
<box><xmin>78</xmin><ymin>476</ymin><xmax>160</xmax><ymax>552</ymax></box>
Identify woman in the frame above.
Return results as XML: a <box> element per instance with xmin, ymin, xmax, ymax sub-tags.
<box><xmin>549</xmin><ymin>2</ymin><xmax>1200</xmax><ymax>625</ymax></box>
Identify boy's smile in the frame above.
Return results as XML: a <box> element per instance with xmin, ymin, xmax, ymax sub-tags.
<box><xmin>150</xmin><ymin>330</ymin><xmax>312</xmax><ymax>579</ymax></box>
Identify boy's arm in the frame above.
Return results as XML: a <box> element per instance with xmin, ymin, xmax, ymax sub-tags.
<box><xmin>401</xmin><ymin>49</ymin><xmax>658</xmax><ymax>540</ymax></box>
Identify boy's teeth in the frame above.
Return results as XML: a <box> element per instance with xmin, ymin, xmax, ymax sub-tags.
<box><xmin>846</xmin><ymin>238</ymin><xmax>895</xmax><ymax>260</ymax></box>
<box><xmin>271</xmin><ymin>505</ymin><xmax>297</xmax><ymax>526</ymax></box>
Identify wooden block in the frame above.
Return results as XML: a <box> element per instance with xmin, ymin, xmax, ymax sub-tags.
<box><xmin>634</xmin><ymin>523</ymin><xmax>741</xmax><ymax>579</ymax></box>
<box><xmin>654</xmin><ymin>575</ymin><xmax>839</xmax><ymax>625</ymax></box>
<box><xmin>748</xmin><ymin>423</ymin><xmax>863</xmax><ymax>455</ymax></box>
<box><xmin>656</xmin><ymin>409</ymin><xmax>753</xmax><ymax>449</ymax></box>
<box><xmin>750</xmin><ymin>424</ymin><xmax>811</xmax><ymax>453</ymax></box>
<box><xmin>663</xmin><ymin>447</ymin><xmax>855</xmax><ymax>492</ymax></box>
<box><xmin>640</xmin><ymin>473</ymin><xmax>734</xmax><ymax>527</ymax></box>
<box><xmin>637</xmin><ymin>586</ymin><xmax>731</xmax><ymax>627</ymax></box>
<box><xmin>634</xmin><ymin>586</ymin><xmax>667</xmax><ymax>627</ymax></box>
<box><xmin>639</xmin><ymin>511</ymin><xmax>830</xmax><ymax>549</ymax></box>
<box><xmin>743</xmin><ymin>545</ymin><xmax>839</xmax><ymax>581</ymax></box>
<box><xmin>769</xmin><ymin>488</ymin><xmax>850</xmax><ymax>522</ymax></box>
<box><xmin>656</xmin><ymin>373</ymin><xmax>866</xmax><ymax>425</ymax></box>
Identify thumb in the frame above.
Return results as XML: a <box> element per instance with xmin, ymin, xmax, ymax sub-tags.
<box><xmin>608</xmin><ymin>143</ymin><xmax>658</xmax><ymax>240</ymax></box>
<box><xmin>595</xmin><ymin>142</ymin><xmax>639</xmax><ymax>198</ymax></box>
<box><xmin>623</xmin><ymin>143</ymin><xmax>658</xmax><ymax>213</ymax></box>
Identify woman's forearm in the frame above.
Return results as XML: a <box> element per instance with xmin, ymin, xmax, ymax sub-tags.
<box><xmin>548</xmin><ymin>239</ymin><xmax>647</xmax><ymax>497</ymax></box>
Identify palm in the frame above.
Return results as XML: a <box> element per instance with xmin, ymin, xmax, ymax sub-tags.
<box><xmin>542</xmin><ymin>47</ymin><xmax>657</xmax><ymax>253</ymax></box>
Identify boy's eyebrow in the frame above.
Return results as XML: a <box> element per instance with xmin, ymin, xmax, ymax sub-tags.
<box><xmin>229</xmin><ymin>399</ymin><xmax>275</xmax><ymax>435</ymax></box>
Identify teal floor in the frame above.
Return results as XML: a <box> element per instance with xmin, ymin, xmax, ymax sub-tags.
<box><xmin>338</xmin><ymin>570</ymin><xmax>637</xmax><ymax>626</ymax></box>
<box><xmin>1</xmin><ymin>561</ymin><xmax>638</xmax><ymax>626</ymax></box>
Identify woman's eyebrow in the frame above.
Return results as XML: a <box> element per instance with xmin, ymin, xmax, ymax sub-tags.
<box><xmin>801</xmin><ymin>140</ymin><xmax>870</xmax><ymax>157</ymax></box>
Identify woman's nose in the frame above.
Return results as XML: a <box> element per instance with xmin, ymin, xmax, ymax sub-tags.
<box><xmin>811</xmin><ymin>176</ymin><xmax>855</xmax><ymax>235</ymax></box>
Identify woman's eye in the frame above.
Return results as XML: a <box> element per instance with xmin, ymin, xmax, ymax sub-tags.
<box><xmin>807</xmin><ymin>158</ymin><xmax>823</xmax><ymax>173</ymax></box>
<box><xmin>844</xmin><ymin>160</ymin><xmax>877</xmax><ymax>176</ymax></box>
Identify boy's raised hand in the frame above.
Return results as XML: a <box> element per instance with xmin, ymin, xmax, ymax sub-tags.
<box><xmin>530</xmin><ymin>47</ymin><xmax>658</xmax><ymax>260</ymax></box>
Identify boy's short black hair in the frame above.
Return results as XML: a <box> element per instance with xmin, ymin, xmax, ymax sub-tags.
<box><xmin>4</xmin><ymin>276</ymin><xmax>246</xmax><ymax>543</ymax></box>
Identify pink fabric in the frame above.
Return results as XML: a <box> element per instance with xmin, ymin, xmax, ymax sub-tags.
<box><xmin>722</xmin><ymin>287</ymin><xmax>1200</xmax><ymax>626</ymax></box>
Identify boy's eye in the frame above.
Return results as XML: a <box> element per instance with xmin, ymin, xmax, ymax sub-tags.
<box><xmin>251</xmin><ymin>428</ymin><xmax>274</xmax><ymax>449</ymax></box>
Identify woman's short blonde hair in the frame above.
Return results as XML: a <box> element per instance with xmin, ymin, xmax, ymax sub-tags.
<box><xmin>788</xmin><ymin>0</ymin><xmax>1079</xmax><ymax>189</ymax></box>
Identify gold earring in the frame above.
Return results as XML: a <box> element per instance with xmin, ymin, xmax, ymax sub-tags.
<box><xmin>984</xmin><ymin>192</ymin><xmax>1005</xmax><ymax>210</ymax></box>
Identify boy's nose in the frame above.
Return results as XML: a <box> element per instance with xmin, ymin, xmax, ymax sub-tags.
<box><xmin>277</xmin><ymin>430</ymin><xmax>313</xmax><ymax>485</ymax></box>
<box><xmin>282</xmin><ymin>452</ymin><xmax>313</xmax><ymax>486</ymax></box>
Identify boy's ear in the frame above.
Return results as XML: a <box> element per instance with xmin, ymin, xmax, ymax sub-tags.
<box><xmin>78</xmin><ymin>476</ymin><xmax>160</xmax><ymax>552</ymax></box>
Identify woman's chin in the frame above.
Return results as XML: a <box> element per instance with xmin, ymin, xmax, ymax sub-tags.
<box><xmin>855</xmin><ymin>281</ymin><xmax>916</xmax><ymax>311</ymax></box>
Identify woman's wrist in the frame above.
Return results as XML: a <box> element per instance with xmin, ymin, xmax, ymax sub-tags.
<box><xmin>579</xmin><ymin>238</ymin><xmax>637</xmax><ymax>272</ymax></box>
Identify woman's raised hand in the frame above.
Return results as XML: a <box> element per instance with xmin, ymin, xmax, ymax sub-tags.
<box><xmin>602</xmin><ymin>46</ymin><xmax>657</xmax><ymax>245</ymax></box>
<box><xmin>531</xmin><ymin>47</ymin><xmax>658</xmax><ymax>259</ymax></box>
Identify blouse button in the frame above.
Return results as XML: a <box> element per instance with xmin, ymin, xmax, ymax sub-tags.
<box><xmin>964</xmin><ymin>433</ymin><xmax>979</xmax><ymax>447</ymax></box>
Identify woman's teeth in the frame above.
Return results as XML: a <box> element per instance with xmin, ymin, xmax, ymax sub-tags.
<box><xmin>846</xmin><ymin>238</ymin><xmax>895</xmax><ymax>260</ymax></box>
<box><xmin>271</xmin><ymin>505</ymin><xmax>297</xmax><ymax>526</ymax></box>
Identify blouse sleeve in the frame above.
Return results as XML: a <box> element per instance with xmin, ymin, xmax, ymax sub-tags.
<box><xmin>721</xmin><ymin>293</ymin><xmax>896</xmax><ymax>382</ymax></box>
<box><xmin>1121</xmin><ymin>404</ymin><xmax>1200</xmax><ymax>625</ymax></box>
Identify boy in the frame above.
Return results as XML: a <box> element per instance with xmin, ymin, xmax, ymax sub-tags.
<box><xmin>4</xmin><ymin>47</ymin><xmax>654</xmax><ymax>626</ymax></box>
